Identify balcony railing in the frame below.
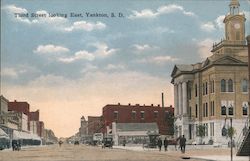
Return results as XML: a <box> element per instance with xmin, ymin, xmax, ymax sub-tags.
<box><xmin>212</xmin><ymin>39</ymin><xmax>246</xmax><ymax>49</ymax></box>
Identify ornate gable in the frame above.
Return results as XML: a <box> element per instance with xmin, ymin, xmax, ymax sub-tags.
<box><xmin>213</xmin><ymin>55</ymin><xmax>245</xmax><ymax>65</ymax></box>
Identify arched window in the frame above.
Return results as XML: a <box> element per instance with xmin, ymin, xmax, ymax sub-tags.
<box><xmin>241</xmin><ymin>79</ymin><xmax>248</xmax><ymax>92</ymax></box>
<box><xmin>221</xmin><ymin>106</ymin><xmax>226</xmax><ymax>115</ymax></box>
<box><xmin>228</xmin><ymin>79</ymin><xmax>233</xmax><ymax>92</ymax></box>
<box><xmin>242</xmin><ymin>102</ymin><xmax>248</xmax><ymax>116</ymax></box>
<box><xmin>221</xmin><ymin>79</ymin><xmax>226</xmax><ymax>92</ymax></box>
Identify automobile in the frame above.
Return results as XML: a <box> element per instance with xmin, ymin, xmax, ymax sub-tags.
<box><xmin>74</xmin><ymin>141</ymin><xmax>79</xmax><ymax>145</ymax></box>
<box><xmin>102</xmin><ymin>137</ymin><xmax>113</xmax><ymax>148</ymax></box>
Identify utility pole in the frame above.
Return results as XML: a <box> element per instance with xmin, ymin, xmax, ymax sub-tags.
<box><xmin>230</xmin><ymin>117</ymin><xmax>233</xmax><ymax>161</ymax></box>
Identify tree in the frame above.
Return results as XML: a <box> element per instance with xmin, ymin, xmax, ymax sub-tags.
<box><xmin>227</xmin><ymin>127</ymin><xmax>236</xmax><ymax>138</ymax></box>
<box><xmin>197</xmin><ymin>124</ymin><xmax>206</xmax><ymax>144</ymax></box>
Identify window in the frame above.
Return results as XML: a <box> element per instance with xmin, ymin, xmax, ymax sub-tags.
<box><xmin>195</xmin><ymin>104</ymin><xmax>198</xmax><ymax>118</ymax></box>
<box><xmin>228</xmin><ymin>79</ymin><xmax>233</xmax><ymax>92</ymax></box>
<box><xmin>195</xmin><ymin>84</ymin><xmax>198</xmax><ymax>97</ymax></box>
<box><xmin>205</xmin><ymin>82</ymin><xmax>208</xmax><ymax>95</ymax></box>
<box><xmin>203</xmin><ymin>83</ymin><xmax>205</xmax><ymax>95</ymax></box>
<box><xmin>210</xmin><ymin>101</ymin><xmax>215</xmax><ymax>116</ymax></box>
<box><xmin>154</xmin><ymin>111</ymin><xmax>158</xmax><ymax>119</ymax></box>
<box><xmin>242</xmin><ymin>79</ymin><xmax>248</xmax><ymax>93</ymax></box>
<box><xmin>140</xmin><ymin>111</ymin><xmax>145</xmax><ymax>120</ymax></box>
<box><xmin>205</xmin><ymin>103</ymin><xmax>208</xmax><ymax>117</ymax></box>
<box><xmin>221</xmin><ymin>101</ymin><xmax>227</xmax><ymax>115</ymax></box>
<box><xmin>221</xmin><ymin>79</ymin><xmax>226</xmax><ymax>92</ymax></box>
<box><xmin>242</xmin><ymin>102</ymin><xmax>248</xmax><ymax>116</ymax></box>
<box><xmin>212</xmin><ymin>101</ymin><xmax>215</xmax><ymax>116</ymax></box>
<box><xmin>131</xmin><ymin>111</ymin><xmax>136</xmax><ymax>120</ymax></box>
<box><xmin>228</xmin><ymin>101</ymin><xmax>234</xmax><ymax>115</ymax></box>
<box><xmin>114</xmin><ymin>111</ymin><xmax>118</xmax><ymax>120</ymax></box>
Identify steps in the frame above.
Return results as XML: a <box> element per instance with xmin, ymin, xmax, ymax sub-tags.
<box><xmin>236</xmin><ymin>128</ymin><xmax>250</xmax><ymax>156</ymax></box>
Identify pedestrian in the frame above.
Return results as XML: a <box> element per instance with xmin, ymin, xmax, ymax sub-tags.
<box><xmin>59</xmin><ymin>140</ymin><xmax>63</xmax><ymax>147</ymax></box>
<box><xmin>164</xmin><ymin>137</ymin><xmax>169</xmax><ymax>151</ymax></box>
<box><xmin>157</xmin><ymin>138</ymin><xmax>162</xmax><ymax>151</ymax></box>
<box><xmin>123</xmin><ymin>138</ymin><xmax>126</xmax><ymax>147</ymax></box>
<box><xmin>180</xmin><ymin>135</ymin><xmax>186</xmax><ymax>153</ymax></box>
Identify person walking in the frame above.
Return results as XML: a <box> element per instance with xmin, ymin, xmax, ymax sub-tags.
<box><xmin>164</xmin><ymin>137</ymin><xmax>169</xmax><ymax>151</ymax></box>
<box><xmin>180</xmin><ymin>135</ymin><xmax>186</xmax><ymax>153</ymax></box>
<box><xmin>157</xmin><ymin>138</ymin><xmax>162</xmax><ymax>151</ymax></box>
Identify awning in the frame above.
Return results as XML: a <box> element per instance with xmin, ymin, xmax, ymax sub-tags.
<box><xmin>0</xmin><ymin>128</ymin><xmax>9</xmax><ymax>139</ymax></box>
<box><xmin>13</xmin><ymin>130</ymin><xmax>41</xmax><ymax>141</ymax></box>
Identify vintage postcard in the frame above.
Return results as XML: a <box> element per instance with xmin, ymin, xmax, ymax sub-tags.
<box><xmin>1</xmin><ymin>0</ymin><xmax>250</xmax><ymax>160</ymax></box>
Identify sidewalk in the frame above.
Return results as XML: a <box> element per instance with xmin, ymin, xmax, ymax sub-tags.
<box><xmin>113</xmin><ymin>145</ymin><xmax>250</xmax><ymax>161</ymax></box>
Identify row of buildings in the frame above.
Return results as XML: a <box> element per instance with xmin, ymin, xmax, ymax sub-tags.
<box><xmin>0</xmin><ymin>95</ymin><xmax>58</xmax><ymax>147</ymax></box>
<box><xmin>75</xmin><ymin>103</ymin><xmax>174</xmax><ymax>146</ymax></box>
<box><xmin>171</xmin><ymin>0</ymin><xmax>250</xmax><ymax>145</ymax></box>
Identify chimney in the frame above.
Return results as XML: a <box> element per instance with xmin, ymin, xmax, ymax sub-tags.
<box><xmin>162</xmin><ymin>92</ymin><xmax>164</xmax><ymax>108</ymax></box>
<box><xmin>128</xmin><ymin>103</ymin><xmax>131</xmax><ymax>106</ymax></box>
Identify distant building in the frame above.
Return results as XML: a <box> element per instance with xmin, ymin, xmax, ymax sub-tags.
<box><xmin>79</xmin><ymin>116</ymin><xmax>88</xmax><ymax>141</ymax></box>
<box><xmin>43</xmin><ymin>129</ymin><xmax>58</xmax><ymax>144</ymax></box>
<box><xmin>102</xmin><ymin>103</ymin><xmax>174</xmax><ymax>135</ymax></box>
<box><xmin>87</xmin><ymin>116</ymin><xmax>102</xmax><ymax>135</ymax></box>
<box><xmin>8</xmin><ymin>100</ymin><xmax>30</xmax><ymax>116</ymax></box>
<box><xmin>0</xmin><ymin>95</ymin><xmax>8</xmax><ymax>114</ymax></box>
<box><xmin>171</xmin><ymin>0</ymin><xmax>248</xmax><ymax>144</ymax></box>
<box><xmin>112</xmin><ymin>122</ymin><xmax>159</xmax><ymax>146</ymax></box>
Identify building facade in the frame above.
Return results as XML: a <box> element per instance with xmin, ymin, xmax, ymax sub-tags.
<box><xmin>171</xmin><ymin>0</ymin><xmax>248</xmax><ymax>144</ymax></box>
<box><xmin>79</xmin><ymin>116</ymin><xmax>88</xmax><ymax>140</ymax></box>
<box><xmin>102</xmin><ymin>103</ymin><xmax>174</xmax><ymax>135</ymax></box>
<box><xmin>87</xmin><ymin>116</ymin><xmax>102</xmax><ymax>135</ymax></box>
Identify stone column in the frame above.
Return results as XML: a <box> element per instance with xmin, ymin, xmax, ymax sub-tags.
<box><xmin>174</xmin><ymin>84</ymin><xmax>179</xmax><ymax>116</ymax></box>
<box><xmin>182</xmin><ymin>81</ymin><xmax>187</xmax><ymax>115</ymax></box>
<box><xmin>178</xmin><ymin>83</ymin><xmax>183</xmax><ymax>115</ymax></box>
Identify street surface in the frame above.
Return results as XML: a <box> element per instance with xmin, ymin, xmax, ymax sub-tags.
<box><xmin>0</xmin><ymin>144</ymin><xmax>205</xmax><ymax>161</ymax></box>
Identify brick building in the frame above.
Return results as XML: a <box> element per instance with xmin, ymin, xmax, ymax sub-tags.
<box><xmin>8</xmin><ymin>100</ymin><xmax>30</xmax><ymax>116</ymax></box>
<box><xmin>87</xmin><ymin>116</ymin><xmax>102</xmax><ymax>135</ymax></box>
<box><xmin>102</xmin><ymin>103</ymin><xmax>174</xmax><ymax>135</ymax></box>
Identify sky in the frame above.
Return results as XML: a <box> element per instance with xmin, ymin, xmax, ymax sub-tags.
<box><xmin>1</xmin><ymin>0</ymin><xmax>250</xmax><ymax>138</ymax></box>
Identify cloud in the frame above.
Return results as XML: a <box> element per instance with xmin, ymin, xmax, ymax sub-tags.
<box><xmin>34</xmin><ymin>44</ymin><xmax>69</xmax><ymax>54</ymax></box>
<box><xmin>105</xmin><ymin>64</ymin><xmax>125</xmax><ymax>70</ymax></box>
<box><xmin>93</xmin><ymin>42</ymin><xmax>118</xmax><ymax>57</ymax></box>
<box><xmin>197</xmin><ymin>38</ymin><xmax>214</xmax><ymax>59</ymax></box>
<box><xmin>215</xmin><ymin>15</ymin><xmax>225</xmax><ymax>29</ymax></box>
<box><xmin>138</xmin><ymin>55</ymin><xmax>178</xmax><ymax>65</ymax></box>
<box><xmin>59</xmin><ymin>50</ymin><xmax>95</xmax><ymax>63</ymax></box>
<box><xmin>1</xmin><ymin>68</ymin><xmax>19</xmax><ymax>78</ymax></box>
<box><xmin>200</xmin><ymin>22</ymin><xmax>216</xmax><ymax>32</ymax></box>
<box><xmin>201</xmin><ymin>15</ymin><xmax>225</xmax><ymax>32</ymax></box>
<box><xmin>4</xmin><ymin>4</ymin><xmax>28</xmax><ymax>13</ymax></box>
<box><xmin>129</xmin><ymin>9</ymin><xmax>158</xmax><ymax>19</ymax></box>
<box><xmin>1</xmin><ymin>65</ymin><xmax>39</xmax><ymax>79</ymax></box>
<box><xmin>133</xmin><ymin>44</ymin><xmax>158</xmax><ymax>52</ymax></box>
<box><xmin>64</xmin><ymin>21</ymin><xmax>106</xmax><ymax>32</ymax></box>
<box><xmin>129</xmin><ymin>4</ymin><xmax>195</xmax><ymax>19</ymax></box>
<box><xmin>81</xmin><ymin>64</ymin><xmax>98</xmax><ymax>73</ymax></box>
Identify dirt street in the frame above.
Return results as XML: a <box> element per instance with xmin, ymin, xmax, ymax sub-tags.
<box><xmin>0</xmin><ymin>144</ymin><xmax>207</xmax><ymax>161</ymax></box>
